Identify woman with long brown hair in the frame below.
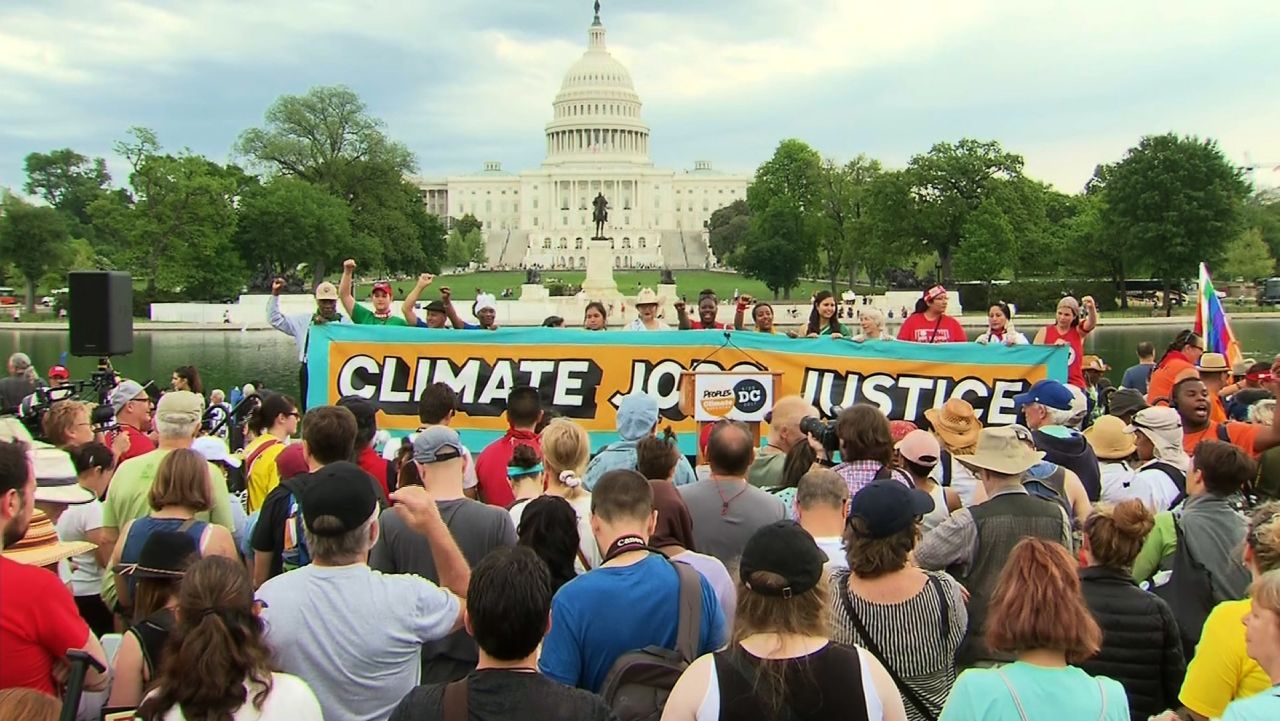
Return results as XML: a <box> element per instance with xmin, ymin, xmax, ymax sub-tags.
<box><xmin>1077</xmin><ymin>500</ymin><xmax>1184</xmax><ymax>721</ymax></box>
<box><xmin>662</xmin><ymin>521</ymin><xmax>906</xmax><ymax>721</ymax></box>
<box><xmin>137</xmin><ymin>556</ymin><xmax>321</xmax><ymax>720</ymax></box>
<box><xmin>940</xmin><ymin>537</ymin><xmax>1129</xmax><ymax>720</ymax></box>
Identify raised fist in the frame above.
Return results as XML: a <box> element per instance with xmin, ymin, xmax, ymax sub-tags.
<box><xmin>674</xmin><ymin>299</ymin><xmax>686</xmax><ymax>312</ymax></box>
<box><xmin>418</xmin><ymin>273</ymin><xmax>435</xmax><ymax>286</ymax></box>
<box><xmin>271</xmin><ymin>278</ymin><xmax>285</xmax><ymax>295</ymax></box>
<box><xmin>1082</xmin><ymin>295</ymin><xmax>1096</xmax><ymax>309</ymax></box>
<box><xmin>343</xmin><ymin>259</ymin><xmax>357</xmax><ymax>272</ymax></box>
<box><xmin>440</xmin><ymin>286</ymin><xmax>452</xmax><ymax>301</ymax></box>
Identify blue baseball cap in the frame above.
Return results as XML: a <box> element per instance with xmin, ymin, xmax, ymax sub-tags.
<box><xmin>1012</xmin><ymin>379</ymin><xmax>1074</xmax><ymax>412</ymax></box>
<box><xmin>848</xmin><ymin>480</ymin><xmax>935</xmax><ymax>538</ymax></box>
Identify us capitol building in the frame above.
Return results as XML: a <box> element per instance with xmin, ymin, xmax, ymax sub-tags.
<box><xmin>412</xmin><ymin>4</ymin><xmax>748</xmax><ymax>271</ymax></box>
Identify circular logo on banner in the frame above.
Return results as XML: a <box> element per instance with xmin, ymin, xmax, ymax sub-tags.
<box><xmin>733</xmin><ymin>378</ymin><xmax>768</xmax><ymax>415</ymax></box>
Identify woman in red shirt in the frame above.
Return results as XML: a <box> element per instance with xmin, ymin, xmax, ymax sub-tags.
<box><xmin>896</xmin><ymin>285</ymin><xmax>967</xmax><ymax>343</ymax></box>
<box><xmin>1033</xmin><ymin>295</ymin><xmax>1098</xmax><ymax>388</ymax></box>
<box><xmin>1146</xmin><ymin>329</ymin><xmax>1204</xmax><ymax>405</ymax></box>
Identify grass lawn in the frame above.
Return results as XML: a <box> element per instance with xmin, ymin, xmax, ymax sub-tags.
<box><xmin>351</xmin><ymin>270</ymin><xmax>883</xmax><ymax>302</ymax></box>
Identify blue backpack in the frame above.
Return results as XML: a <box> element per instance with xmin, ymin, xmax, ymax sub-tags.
<box><xmin>280</xmin><ymin>479</ymin><xmax>311</xmax><ymax>571</ymax></box>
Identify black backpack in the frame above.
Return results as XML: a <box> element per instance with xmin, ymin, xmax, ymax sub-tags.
<box><xmin>1150</xmin><ymin>515</ymin><xmax>1221</xmax><ymax>661</ymax></box>
<box><xmin>599</xmin><ymin>559</ymin><xmax>703</xmax><ymax>721</ymax></box>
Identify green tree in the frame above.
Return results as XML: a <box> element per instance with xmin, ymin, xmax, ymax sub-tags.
<box><xmin>1219</xmin><ymin>229</ymin><xmax>1275</xmax><ymax>280</ymax></box>
<box><xmin>410</xmin><ymin>206</ymin><xmax>449</xmax><ymax>274</ymax></box>
<box><xmin>454</xmin><ymin>213</ymin><xmax>483</xmax><ymax>239</ymax></box>
<box><xmin>900</xmin><ymin>139</ymin><xmax>1024</xmax><ymax>282</ymax></box>
<box><xmin>22</xmin><ymin>149</ymin><xmax>117</xmax><ymax>241</ymax></box>
<box><xmin>952</xmin><ymin>198</ymin><xmax>1016</xmax><ymax>283</ymax></box>
<box><xmin>861</xmin><ymin>170</ymin><xmax>921</xmax><ymax>286</ymax></box>
<box><xmin>234</xmin><ymin>177</ymin><xmax>364</xmax><ymax>287</ymax></box>
<box><xmin>816</xmin><ymin>155</ymin><xmax>881</xmax><ymax>294</ymax></box>
<box><xmin>1241</xmin><ymin>192</ymin><xmax>1280</xmax><ymax>270</ymax></box>
<box><xmin>1103</xmin><ymin>133</ymin><xmax>1250</xmax><ymax>314</ymax></box>
<box><xmin>88</xmin><ymin>128</ymin><xmax>247</xmax><ymax>299</ymax></box>
<box><xmin>0</xmin><ymin>193</ymin><xmax>72</xmax><ymax>312</ymax></box>
<box><xmin>707</xmin><ymin>199</ymin><xmax>750</xmax><ymax>262</ymax></box>
<box><xmin>740</xmin><ymin>139</ymin><xmax>823</xmax><ymax>298</ymax></box>
<box><xmin>446</xmin><ymin>229</ymin><xmax>486</xmax><ymax>268</ymax></box>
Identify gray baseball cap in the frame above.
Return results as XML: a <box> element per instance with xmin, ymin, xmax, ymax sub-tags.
<box><xmin>108</xmin><ymin>380</ymin><xmax>147</xmax><ymax>414</ymax></box>
<box><xmin>412</xmin><ymin>426</ymin><xmax>465</xmax><ymax>464</ymax></box>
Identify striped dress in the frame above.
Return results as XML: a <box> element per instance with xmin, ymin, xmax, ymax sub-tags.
<box><xmin>828</xmin><ymin>569</ymin><xmax>968</xmax><ymax>721</ymax></box>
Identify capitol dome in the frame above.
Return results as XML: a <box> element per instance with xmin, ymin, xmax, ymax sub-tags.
<box><xmin>544</xmin><ymin>5</ymin><xmax>651</xmax><ymax>165</ymax></box>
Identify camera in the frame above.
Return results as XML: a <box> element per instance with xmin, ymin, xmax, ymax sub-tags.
<box><xmin>800</xmin><ymin>410</ymin><xmax>842</xmax><ymax>456</ymax></box>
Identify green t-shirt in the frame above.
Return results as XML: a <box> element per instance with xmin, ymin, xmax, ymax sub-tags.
<box><xmin>814</xmin><ymin>323</ymin><xmax>851</xmax><ymax>337</ymax></box>
<box><xmin>100</xmin><ymin>448</ymin><xmax>234</xmax><ymax>606</ymax></box>
<box><xmin>351</xmin><ymin>303</ymin><xmax>407</xmax><ymax>326</ymax></box>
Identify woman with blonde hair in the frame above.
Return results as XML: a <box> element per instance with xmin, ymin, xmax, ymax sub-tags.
<box><xmin>852</xmin><ymin>307</ymin><xmax>893</xmax><ymax>342</ymax></box>
<box><xmin>940</xmin><ymin>537</ymin><xmax>1130</xmax><ymax>720</ymax></box>
<box><xmin>663</xmin><ymin>521</ymin><xmax>907</xmax><ymax>721</ymax></box>
<box><xmin>41</xmin><ymin>399</ymin><xmax>95</xmax><ymax>448</ymax></box>
<box><xmin>518</xmin><ymin>418</ymin><xmax>599</xmax><ymax>571</ymax></box>
<box><xmin>1078</xmin><ymin>500</ymin><xmax>1184</xmax><ymax>720</ymax></box>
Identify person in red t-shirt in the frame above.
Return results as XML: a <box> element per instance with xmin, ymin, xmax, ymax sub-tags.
<box><xmin>0</xmin><ymin>439</ymin><xmax>109</xmax><ymax>696</ymax></box>
<box><xmin>1146</xmin><ymin>329</ymin><xmax>1204</xmax><ymax>406</ymax></box>
<box><xmin>338</xmin><ymin>396</ymin><xmax>392</xmax><ymax>500</ymax></box>
<box><xmin>676</xmin><ymin>290</ymin><xmax>728</xmax><ymax>330</ymax></box>
<box><xmin>1172</xmin><ymin>374</ymin><xmax>1280</xmax><ymax>458</ymax></box>
<box><xmin>474</xmin><ymin>386</ymin><xmax>544</xmax><ymax>506</ymax></box>
<box><xmin>106</xmin><ymin>379</ymin><xmax>157</xmax><ymax>464</ymax></box>
<box><xmin>1033</xmin><ymin>296</ymin><xmax>1098</xmax><ymax>389</ymax></box>
<box><xmin>896</xmin><ymin>285</ymin><xmax>967</xmax><ymax>343</ymax></box>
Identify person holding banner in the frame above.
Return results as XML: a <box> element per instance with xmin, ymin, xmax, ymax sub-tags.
<box><xmin>677</xmin><ymin>289</ymin><xmax>728</xmax><ymax>330</ymax></box>
<box><xmin>897</xmin><ymin>286</ymin><xmax>967</xmax><ymax>343</ymax></box>
<box><xmin>803</xmin><ymin>290</ymin><xmax>851</xmax><ymax>338</ymax></box>
<box><xmin>339</xmin><ymin>259</ymin><xmax>407</xmax><ymax>327</ymax></box>
<box><xmin>583</xmin><ymin>302</ymin><xmax>609</xmax><ymax>331</ymax></box>
<box><xmin>851</xmin><ymin>307</ymin><xmax>892</xmax><ymax>342</ymax></box>
<box><xmin>1034</xmin><ymin>296</ymin><xmax>1098</xmax><ymax>388</ymax></box>
<box><xmin>401</xmin><ymin>273</ymin><xmax>450</xmax><ymax>329</ymax></box>
<box><xmin>973</xmin><ymin>301</ymin><xmax>1029</xmax><ymax>346</ymax></box>
<box><xmin>626</xmin><ymin>289</ymin><xmax>669</xmax><ymax>331</ymax></box>
<box><xmin>268</xmin><ymin>278</ymin><xmax>349</xmax><ymax>408</ymax></box>
<box><xmin>733</xmin><ymin>295</ymin><xmax>776</xmax><ymax>334</ymax></box>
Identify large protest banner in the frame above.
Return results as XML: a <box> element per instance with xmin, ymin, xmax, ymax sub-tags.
<box><xmin>307</xmin><ymin>324</ymin><xmax>1068</xmax><ymax>454</ymax></box>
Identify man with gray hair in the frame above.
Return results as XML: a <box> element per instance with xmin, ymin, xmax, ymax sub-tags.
<box><xmin>794</xmin><ymin>468</ymin><xmax>850</xmax><ymax>568</ymax></box>
<box><xmin>99</xmin><ymin>390</ymin><xmax>234</xmax><ymax>608</ymax></box>
<box><xmin>0</xmin><ymin>352</ymin><xmax>37</xmax><ymax>411</ymax></box>
<box><xmin>258</xmin><ymin>462</ymin><xmax>469</xmax><ymax>721</ymax></box>
<box><xmin>747</xmin><ymin>395</ymin><xmax>821</xmax><ymax>488</ymax></box>
<box><xmin>107</xmin><ymin>379</ymin><xmax>157</xmax><ymax>463</ymax></box>
<box><xmin>1015</xmin><ymin>379</ymin><xmax>1102</xmax><ymax>504</ymax></box>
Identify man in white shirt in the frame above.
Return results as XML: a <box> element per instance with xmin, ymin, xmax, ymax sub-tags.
<box><xmin>258</xmin><ymin>462</ymin><xmax>470</xmax><ymax>721</ymax></box>
<box><xmin>794</xmin><ymin>468</ymin><xmax>850</xmax><ymax>569</ymax></box>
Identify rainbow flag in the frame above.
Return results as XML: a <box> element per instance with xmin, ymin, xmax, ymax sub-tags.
<box><xmin>1194</xmin><ymin>262</ymin><xmax>1242</xmax><ymax>365</ymax></box>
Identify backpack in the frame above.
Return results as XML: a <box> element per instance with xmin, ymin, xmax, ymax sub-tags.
<box><xmin>1146</xmin><ymin>461</ymin><xmax>1188</xmax><ymax>510</ymax></box>
<box><xmin>1150</xmin><ymin>514</ymin><xmax>1220</xmax><ymax>661</ymax></box>
<box><xmin>280</xmin><ymin>478</ymin><xmax>311</xmax><ymax>571</ymax></box>
<box><xmin>598</xmin><ymin>559</ymin><xmax>703</xmax><ymax>721</ymax></box>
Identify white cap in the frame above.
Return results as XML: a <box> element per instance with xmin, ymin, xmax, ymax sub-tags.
<box><xmin>191</xmin><ymin>436</ymin><xmax>241</xmax><ymax>468</ymax></box>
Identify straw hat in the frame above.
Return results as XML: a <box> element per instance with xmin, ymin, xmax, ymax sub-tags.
<box><xmin>1082</xmin><ymin>355</ymin><xmax>1110</xmax><ymax>372</ymax></box>
<box><xmin>33</xmin><ymin>445</ymin><xmax>94</xmax><ymax>505</ymax></box>
<box><xmin>954</xmin><ymin>427</ymin><xmax>1045</xmax><ymax>476</ymax></box>
<box><xmin>2</xmin><ymin>509</ymin><xmax>94</xmax><ymax>567</ymax></box>
<box><xmin>1083</xmin><ymin>416</ymin><xmax>1137</xmax><ymax>460</ymax></box>
<box><xmin>634</xmin><ymin>288</ymin><xmax>660</xmax><ymax>306</ymax></box>
<box><xmin>1197</xmin><ymin>352</ymin><xmax>1230</xmax><ymax>373</ymax></box>
<box><xmin>924</xmin><ymin>398</ymin><xmax>981</xmax><ymax>450</ymax></box>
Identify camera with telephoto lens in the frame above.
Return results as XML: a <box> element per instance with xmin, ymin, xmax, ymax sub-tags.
<box><xmin>799</xmin><ymin>408</ymin><xmax>842</xmax><ymax>456</ymax></box>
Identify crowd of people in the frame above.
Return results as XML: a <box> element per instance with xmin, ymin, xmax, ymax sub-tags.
<box><xmin>2</xmin><ymin>276</ymin><xmax>1280</xmax><ymax>720</ymax></box>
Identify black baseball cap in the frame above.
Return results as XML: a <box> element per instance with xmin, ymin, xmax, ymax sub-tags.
<box><xmin>297</xmin><ymin>461</ymin><xmax>379</xmax><ymax>536</ymax></box>
<box><xmin>848</xmin><ymin>480</ymin><xmax>935</xmax><ymax>538</ymax></box>
<box><xmin>120</xmin><ymin>530</ymin><xmax>199</xmax><ymax>579</ymax></box>
<box><xmin>738</xmin><ymin>521</ymin><xmax>827</xmax><ymax>598</ymax></box>
<box><xmin>425</xmin><ymin>300</ymin><xmax>446</xmax><ymax>314</ymax></box>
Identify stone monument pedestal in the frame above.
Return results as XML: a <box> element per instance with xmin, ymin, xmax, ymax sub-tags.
<box><xmin>657</xmin><ymin>282</ymin><xmax>678</xmax><ymax>318</ymax></box>
<box><xmin>581</xmin><ymin>238</ymin><xmax>619</xmax><ymax>300</ymax></box>
<box><xmin>519</xmin><ymin>283</ymin><xmax>549</xmax><ymax>301</ymax></box>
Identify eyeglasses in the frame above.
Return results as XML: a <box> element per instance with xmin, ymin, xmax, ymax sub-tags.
<box><xmin>286</xmin><ymin>411</ymin><xmax>300</xmax><ymax>418</ymax></box>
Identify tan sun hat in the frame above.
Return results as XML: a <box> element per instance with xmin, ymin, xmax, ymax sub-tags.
<box><xmin>33</xmin><ymin>446</ymin><xmax>94</xmax><ymax>505</ymax></box>
<box><xmin>634</xmin><ymin>288</ymin><xmax>660</xmax><ymax>306</ymax></box>
<box><xmin>924</xmin><ymin>398</ymin><xmax>981</xmax><ymax>450</ymax></box>
<box><xmin>2</xmin><ymin>509</ymin><xmax>95</xmax><ymax>567</ymax></box>
<box><xmin>1197</xmin><ymin>352</ymin><xmax>1231</xmax><ymax>374</ymax></box>
<box><xmin>1082</xmin><ymin>355</ymin><xmax>1110</xmax><ymax>372</ymax></box>
<box><xmin>1083</xmin><ymin>415</ymin><xmax>1137</xmax><ymax>460</ymax></box>
<box><xmin>314</xmin><ymin>282</ymin><xmax>339</xmax><ymax>301</ymax></box>
<box><xmin>954</xmin><ymin>426</ymin><xmax>1045</xmax><ymax>476</ymax></box>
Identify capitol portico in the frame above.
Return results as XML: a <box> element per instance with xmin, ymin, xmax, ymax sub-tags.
<box><xmin>413</xmin><ymin>4</ymin><xmax>749</xmax><ymax>271</ymax></box>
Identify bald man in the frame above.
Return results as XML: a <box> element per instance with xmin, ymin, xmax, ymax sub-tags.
<box><xmin>747</xmin><ymin>396</ymin><xmax>820</xmax><ymax>488</ymax></box>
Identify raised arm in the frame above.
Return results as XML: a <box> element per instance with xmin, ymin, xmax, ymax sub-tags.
<box><xmin>733</xmin><ymin>296</ymin><xmax>751</xmax><ymax>331</ymax></box>
<box><xmin>440</xmin><ymin>286</ymin><xmax>467</xmax><ymax>329</ymax></box>
<box><xmin>402</xmin><ymin>273</ymin><xmax>435</xmax><ymax>326</ymax></box>
<box><xmin>675</xmin><ymin>299</ymin><xmax>691</xmax><ymax>330</ymax></box>
<box><xmin>266</xmin><ymin>278</ymin><xmax>295</xmax><ymax>335</ymax></box>
<box><xmin>1080</xmin><ymin>295</ymin><xmax>1099</xmax><ymax>335</ymax></box>
<box><xmin>339</xmin><ymin>259</ymin><xmax>357</xmax><ymax>317</ymax></box>
<box><xmin>389</xmin><ymin>485</ymin><xmax>471</xmax><ymax>599</ymax></box>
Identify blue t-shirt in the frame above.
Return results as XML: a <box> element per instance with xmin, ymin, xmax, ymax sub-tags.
<box><xmin>1222</xmin><ymin>685</ymin><xmax>1280</xmax><ymax>721</ymax></box>
<box><xmin>1120</xmin><ymin>363</ymin><xmax>1155</xmax><ymax>395</ymax></box>
<box><xmin>940</xmin><ymin>662</ymin><xmax>1129</xmax><ymax>721</ymax></box>
<box><xmin>538</xmin><ymin>554</ymin><xmax>726</xmax><ymax>693</ymax></box>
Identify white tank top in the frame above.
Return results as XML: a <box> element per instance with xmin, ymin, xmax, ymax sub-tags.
<box><xmin>921</xmin><ymin>483</ymin><xmax>950</xmax><ymax>533</ymax></box>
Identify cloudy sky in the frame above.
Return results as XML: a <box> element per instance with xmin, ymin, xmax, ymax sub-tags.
<box><xmin>2</xmin><ymin>0</ymin><xmax>1279</xmax><ymax>197</ymax></box>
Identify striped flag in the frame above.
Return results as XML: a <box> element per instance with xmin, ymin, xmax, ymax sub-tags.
<box><xmin>1194</xmin><ymin>262</ymin><xmax>1242</xmax><ymax>365</ymax></box>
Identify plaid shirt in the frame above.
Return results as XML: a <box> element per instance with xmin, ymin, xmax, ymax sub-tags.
<box><xmin>831</xmin><ymin>460</ymin><xmax>912</xmax><ymax>500</ymax></box>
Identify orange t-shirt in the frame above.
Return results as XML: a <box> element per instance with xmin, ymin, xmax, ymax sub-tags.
<box><xmin>1148</xmin><ymin>356</ymin><xmax>1194</xmax><ymax>404</ymax></box>
<box><xmin>1183</xmin><ymin>421</ymin><xmax>1259</xmax><ymax>457</ymax></box>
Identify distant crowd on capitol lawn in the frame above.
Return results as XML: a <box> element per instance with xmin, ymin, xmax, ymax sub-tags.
<box><xmin>1</xmin><ymin>266</ymin><xmax>1279</xmax><ymax>721</ymax></box>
